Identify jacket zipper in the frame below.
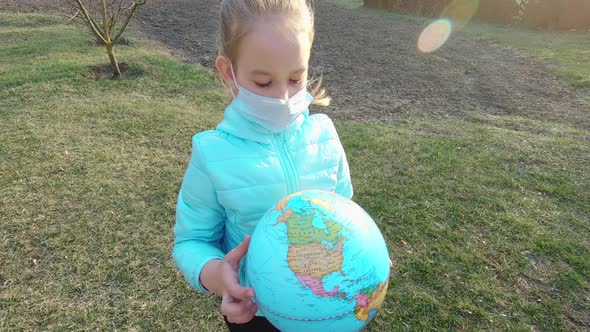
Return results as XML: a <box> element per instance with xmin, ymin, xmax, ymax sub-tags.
<box><xmin>273</xmin><ymin>133</ymin><xmax>298</xmax><ymax>194</ymax></box>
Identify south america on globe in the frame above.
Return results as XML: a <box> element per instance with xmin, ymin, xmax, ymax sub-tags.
<box><xmin>244</xmin><ymin>190</ymin><xmax>391</xmax><ymax>332</ymax></box>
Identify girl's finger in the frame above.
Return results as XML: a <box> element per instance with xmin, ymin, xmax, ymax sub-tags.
<box><xmin>228</xmin><ymin>300</ymin><xmax>258</xmax><ymax>324</ymax></box>
<box><xmin>226</xmin><ymin>281</ymin><xmax>254</xmax><ymax>300</ymax></box>
<box><xmin>221</xmin><ymin>264</ymin><xmax>254</xmax><ymax>300</ymax></box>
<box><xmin>221</xmin><ymin>295</ymin><xmax>257</xmax><ymax>323</ymax></box>
<box><xmin>224</xmin><ymin>235</ymin><xmax>251</xmax><ymax>267</ymax></box>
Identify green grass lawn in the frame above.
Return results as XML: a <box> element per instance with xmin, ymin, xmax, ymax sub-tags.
<box><xmin>464</xmin><ymin>22</ymin><xmax>590</xmax><ymax>108</ymax></box>
<box><xmin>1</xmin><ymin>12</ymin><xmax>589</xmax><ymax>331</ymax></box>
<box><xmin>466</xmin><ymin>23</ymin><xmax>590</xmax><ymax>89</ymax></box>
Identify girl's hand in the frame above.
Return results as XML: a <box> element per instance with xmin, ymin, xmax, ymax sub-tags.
<box><xmin>219</xmin><ymin>235</ymin><xmax>258</xmax><ymax>324</ymax></box>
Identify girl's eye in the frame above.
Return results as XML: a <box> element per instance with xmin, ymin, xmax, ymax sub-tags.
<box><xmin>255</xmin><ymin>81</ymin><xmax>271</xmax><ymax>88</ymax></box>
<box><xmin>290</xmin><ymin>79</ymin><xmax>303</xmax><ymax>84</ymax></box>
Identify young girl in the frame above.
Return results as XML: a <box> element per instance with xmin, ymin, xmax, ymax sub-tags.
<box><xmin>173</xmin><ymin>0</ymin><xmax>352</xmax><ymax>330</ymax></box>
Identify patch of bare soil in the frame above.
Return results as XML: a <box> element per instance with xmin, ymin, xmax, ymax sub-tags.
<box><xmin>0</xmin><ymin>0</ymin><xmax>66</xmax><ymax>14</ymax></box>
<box><xmin>79</xmin><ymin>62</ymin><xmax>144</xmax><ymax>81</ymax></box>
<box><xmin>2</xmin><ymin>0</ymin><xmax>588</xmax><ymax>129</ymax></box>
<box><xmin>131</xmin><ymin>0</ymin><xmax>588</xmax><ymax>128</ymax></box>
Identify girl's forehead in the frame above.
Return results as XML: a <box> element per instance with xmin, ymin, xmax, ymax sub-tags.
<box><xmin>236</xmin><ymin>19</ymin><xmax>312</xmax><ymax>73</ymax></box>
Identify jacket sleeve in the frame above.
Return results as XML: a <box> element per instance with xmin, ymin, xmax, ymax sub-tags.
<box><xmin>335</xmin><ymin>141</ymin><xmax>353</xmax><ymax>199</ymax></box>
<box><xmin>327</xmin><ymin>118</ymin><xmax>353</xmax><ymax>199</ymax></box>
<box><xmin>172</xmin><ymin>136</ymin><xmax>226</xmax><ymax>294</ymax></box>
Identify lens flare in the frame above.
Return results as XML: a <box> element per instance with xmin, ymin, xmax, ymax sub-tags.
<box><xmin>416</xmin><ymin>0</ymin><xmax>479</xmax><ymax>53</ymax></box>
<box><xmin>417</xmin><ymin>19</ymin><xmax>453</xmax><ymax>53</ymax></box>
<box><xmin>441</xmin><ymin>0</ymin><xmax>480</xmax><ymax>29</ymax></box>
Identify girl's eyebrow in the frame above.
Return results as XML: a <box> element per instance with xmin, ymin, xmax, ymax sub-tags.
<box><xmin>250</xmin><ymin>68</ymin><xmax>307</xmax><ymax>76</ymax></box>
<box><xmin>250</xmin><ymin>69</ymin><xmax>271</xmax><ymax>76</ymax></box>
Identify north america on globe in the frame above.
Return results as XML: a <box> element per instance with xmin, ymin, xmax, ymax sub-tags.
<box><xmin>273</xmin><ymin>193</ymin><xmax>386</xmax><ymax>320</ymax></box>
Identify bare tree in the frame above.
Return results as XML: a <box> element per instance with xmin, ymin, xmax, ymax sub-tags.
<box><xmin>65</xmin><ymin>0</ymin><xmax>146</xmax><ymax>79</ymax></box>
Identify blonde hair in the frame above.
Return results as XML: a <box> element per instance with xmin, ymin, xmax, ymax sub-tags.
<box><xmin>218</xmin><ymin>0</ymin><xmax>330</xmax><ymax>106</ymax></box>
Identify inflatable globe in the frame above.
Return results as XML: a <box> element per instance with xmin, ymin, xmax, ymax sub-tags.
<box><xmin>244</xmin><ymin>190</ymin><xmax>390</xmax><ymax>332</ymax></box>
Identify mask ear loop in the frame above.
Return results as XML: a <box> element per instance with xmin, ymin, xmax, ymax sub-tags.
<box><xmin>229</xmin><ymin>61</ymin><xmax>239</xmax><ymax>98</ymax></box>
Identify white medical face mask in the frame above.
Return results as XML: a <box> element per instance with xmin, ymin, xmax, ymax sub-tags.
<box><xmin>229</xmin><ymin>63</ymin><xmax>313</xmax><ymax>132</ymax></box>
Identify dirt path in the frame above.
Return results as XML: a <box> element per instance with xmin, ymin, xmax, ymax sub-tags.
<box><xmin>2</xmin><ymin>0</ymin><xmax>588</xmax><ymax>128</ymax></box>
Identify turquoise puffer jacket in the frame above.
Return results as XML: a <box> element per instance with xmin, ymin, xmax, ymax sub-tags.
<box><xmin>172</xmin><ymin>106</ymin><xmax>353</xmax><ymax>293</ymax></box>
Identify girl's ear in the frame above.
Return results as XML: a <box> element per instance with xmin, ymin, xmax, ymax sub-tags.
<box><xmin>216</xmin><ymin>56</ymin><xmax>233</xmax><ymax>83</ymax></box>
<box><xmin>216</xmin><ymin>56</ymin><xmax>238</xmax><ymax>96</ymax></box>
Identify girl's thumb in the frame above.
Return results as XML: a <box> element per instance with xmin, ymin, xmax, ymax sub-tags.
<box><xmin>225</xmin><ymin>235</ymin><xmax>251</xmax><ymax>265</ymax></box>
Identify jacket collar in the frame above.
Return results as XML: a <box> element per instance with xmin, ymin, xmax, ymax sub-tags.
<box><xmin>216</xmin><ymin>103</ymin><xmax>308</xmax><ymax>144</ymax></box>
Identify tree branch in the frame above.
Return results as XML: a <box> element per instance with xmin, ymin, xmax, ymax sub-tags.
<box><xmin>100</xmin><ymin>0</ymin><xmax>110</xmax><ymax>42</ymax></box>
<box><xmin>68</xmin><ymin>10</ymin><xmax>80</xmax><ymax>21</ymax></box>
<box><xmin>108</xmin><ymin>0</ymin><xmax>125</xmax><ymax>34</ymax></box>
<box><xmin>112</xmin><ymin>1</ymin><xmax>145</xmax><ymax>43</ymax></box>
<box><xmin>75</xmin><ymin>0</ymin><xmax>108</xmax><ymax>44</ymax></box>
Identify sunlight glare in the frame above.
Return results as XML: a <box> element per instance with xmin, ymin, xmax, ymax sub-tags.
<box><xmin>417</xmin><ymin>19</ymin><xmax>453</xmax><ymax>53</ymax></box>
<box><xmin>441</xmin><ymin>0</ymin><xmax>480</xmax><ymax>29</ymax></box>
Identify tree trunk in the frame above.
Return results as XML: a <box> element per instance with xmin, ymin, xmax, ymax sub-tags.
<box><xmin>105</xmin><ymin>43</ymin><xmax>121</xmax><ymax>79</ymax></box>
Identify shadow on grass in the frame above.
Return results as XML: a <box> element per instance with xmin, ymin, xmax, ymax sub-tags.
<box><xmin>79</xmin><ymin>62</ymin><xmax>146</xmax><ymax>81</ymax></box>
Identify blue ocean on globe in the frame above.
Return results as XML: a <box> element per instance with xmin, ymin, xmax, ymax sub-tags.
<box><xmin>244</xmin><ymin>190</ymin><xmax>391</xmax><ymax>332</ymax></box>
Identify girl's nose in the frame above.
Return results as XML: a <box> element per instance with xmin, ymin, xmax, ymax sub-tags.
<box><xmin>274</xmin><ymin>85</ymin><xmax>289</xmax><ymax>100</ymax></box>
